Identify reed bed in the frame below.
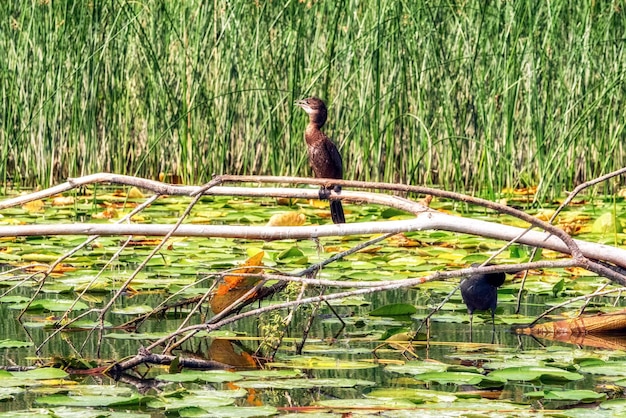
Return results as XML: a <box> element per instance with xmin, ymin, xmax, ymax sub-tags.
<box><xmin>1</xmin><ymin>1</ymin><xmax>624</xmax><ymax>200</ymax></box>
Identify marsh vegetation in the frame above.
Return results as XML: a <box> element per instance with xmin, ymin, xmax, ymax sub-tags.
<box><xmin>1</xmin><ymin>1</ymin><xmax>624</xmax><ymax>200</ymax></box>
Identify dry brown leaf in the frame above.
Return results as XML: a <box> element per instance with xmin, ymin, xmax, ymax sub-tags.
<box><xmin>22</xmin><ymin>200</ymin><xmax>44</xmax><ymax>213</ymax></box>
<box><xmin>211</xmin><ymin>251</ymin><xmax>265</xmax><ymax>314</ymax></box>
<box><xmin>51</xmin><ymin>196</ymin><xmax>75</xmax><ymax>206</ymax></box>
<box><xmin>266</xmin><ymin>212</ymin><xmax>306</xmax><ymax>226</ymax></box>
<box><xmin>535</xmin><ymin>209</ymin><xmax>556</xmax><ymax>222</ymax></box>
<box><xmin>127</xmin><ymin>187</ymin><xmax>144</xmax><ymax>199</ymax></box>
<box><xmin>208</xmin><ymin>339</ymin><xmax>257</xmax><ymax>368</ymax></box>
<box><xmin>419</xmin><ymin>195</ymin><xmax>433</xmax><ymax>207</ymax></box>
<box><xmin>92</xmin><ymin>208</ymin><xmax>119</xmax><ymax>219</ymax></box>
<box><xmin>389</xmin><ymin>233</ymin><xmax>423</xmax><ymax>247</ymax></box>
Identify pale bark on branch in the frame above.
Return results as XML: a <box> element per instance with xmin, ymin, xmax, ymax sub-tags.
<box><xmin>4</xmin><ymin>172</ymin><xmax>626</xmax><ymax>371</ymax></box>
<box><xmin>1</xmin><ymin>173</ymin><xmax>625</xmax><ymax>272</ymax></box>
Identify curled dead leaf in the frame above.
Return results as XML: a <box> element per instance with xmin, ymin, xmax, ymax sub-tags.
<box><xmin>22</xmin><ymin>200</ymin><xmax>44</xmax><ymax>213</ymax></box>
<box><xmin>266</xmin><ymin>212</ymin><xmax>306</xmax><ymax>226</ymax></box>
<box><xmin>51</xmin><ymin>196</ymin><xmax>75</xmax><ymax>206</ymax></box>
<box><xmin>127</xmin><ymin>187</ymin><xmax>144</xmax><ymax>199</ymax></box>
<box><xmin>210</xmin><ymin>251</ymin><xmax>265</xmax><ymax>314</ymax></box>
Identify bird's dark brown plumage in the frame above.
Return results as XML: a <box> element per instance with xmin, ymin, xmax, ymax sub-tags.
<box><xmin>295</xmin><ymin>97</ymin><xmax>345</xmax><ymax>224</ymax></box>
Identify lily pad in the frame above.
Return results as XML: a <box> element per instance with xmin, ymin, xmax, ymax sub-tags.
<box><xmin>579</xmin><ymin>361</ymin><xmax>626</xmax><ymax>376</ymax></box>
<box><xmin>369</xmin><ymin>303</ymin><xmax>417</xmax><ymax>316</ymax></box>
<box><xmin>178</xmin><ymin>405</ymin><xmax>278</xmax><ymax>417</ymax></box>
<box><xmin>36</xmin><ymin>394</ymin><xmax>149</xmax><ymax>407</ymax></box>
<box><xmin>367</xmin><ymin>387</ymin><xmax>457</xmax><ymax>403</ymax></box>
<box><xmin>236</xmin><ymin>378</ymin><xmax>375</xmax><ymax>389</ymax></box>
<box><xmin>268</xmin><ymin>356</ymin><xmax>378</xmax><ymax>370</ymax></box>
<box><xmin>385</xmin><ymin>361</ymin><xmax>449</xmax><ymax>375</ymax></box>
<box><xmin>0</xmin><ymin>340</ymin><xmax>34</xmax><ymax>349</ymax></box>
<box><xmin>488</xmin><ymin>366</ymin><xmax>583</xmax><ymax>382</ymax></box>
<box><xmin>413</xmin><ymin>371</ymin><xmax>488</xmax><ymax>385</ymax></box>
<box><xmin>155</xmin><ymin>370</ymin><xmax>243</xmax><ymax>383</ymax></box>
<box><xmin>526</xmin><ymin>389</ymin><xmax>606</xmax><ymax>402</ymax></box>
<box><xmin>8</xmin><ymin>299</ymin><xmax>89</xmax><ymax>312</ymax></box>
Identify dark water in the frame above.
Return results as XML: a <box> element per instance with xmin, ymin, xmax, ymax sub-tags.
<box><xmin>1</xmin><ymin>275</ymin><xmax>624</xmax><ymax>414</ymax></box>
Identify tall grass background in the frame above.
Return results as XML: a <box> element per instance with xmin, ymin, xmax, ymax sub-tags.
<box><xmin>1</xmin><ymin>1</ymin><xmax>624</xmax><ymax>200</ymax></box>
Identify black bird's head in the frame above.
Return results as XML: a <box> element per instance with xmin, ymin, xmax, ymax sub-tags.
<box><xmin>295</xmin><ymin>97</ymin><xmax>328</xmax><ymax>127</ymax></box>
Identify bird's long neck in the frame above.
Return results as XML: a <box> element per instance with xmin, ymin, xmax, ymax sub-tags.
<box><xmin>305</xmin><ymin>113</ymin><xmax>327</xmax><ymax>146</ymax></box>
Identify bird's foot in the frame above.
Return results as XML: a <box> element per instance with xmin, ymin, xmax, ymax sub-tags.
<box><xmin>318</xmin><ymin>188</ymin><xmax>331</xmax><ymax>200</ymax></box>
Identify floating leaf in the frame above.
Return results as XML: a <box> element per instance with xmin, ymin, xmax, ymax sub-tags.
<box><xmin>10</xmin><ymin>368</ymin><xmax>69</xmax><ymax>380</ymax></box>
<box><xmin>317</xmin><ymin>398</ymin><xmax>419</xmax><ymax>409</ymax></box>
<box><xmin>0</xmin><ymin>387</ymin><xmax>22</xmax><ymax>401</ymax></box>
<box><xmin>112</xmin><ymin>305</ymin><xmax>154</xmax><ymax>315</ymax></box>
<box><xmin>386</xmin><ymin>360</ymin><xmax>449</xmax><ymax>375</ymax></box>
<box><xmin>22</xmin><ymin>200</ymin><xmax>45</xmax><ymax>213</ymax></box>
<box><xmin>601</xmin><ymin>398</ymin><xmax>626</xmax><ymax>412</ymax></box>
<box><xmin>36</xmin><ymin>394</ymin><xmax>149</xmax><ymax>407</ymax></box>
<box><xmin>0</xmin><ymin>340</ymin><xmax>34</xmax><ymax>349</ymax></box>
<box><xmin>488</xmin><ymin>366</ymin><xmax>583</xmax><ymax>382</ymax></box>
<box><xmin>236</xmin><ymin>378</ymin><xmax>375</xmax><ymax>389</ymax></box>
<box><xmin>51</xmin><ymin>196</ymin><xmax>75</xmax><ymax>206</ymax></box>
<box><xmin>207</xmin><ymin>339</ymin><xmax>256</xmax><ymax>368</ymax></box>
<box><xmin>155</xmin><ymin>370</ymin><xmax>243</xmax><ymax>383</ymax></box>
<box><xmin>127</xmin><ymin>187</ymin><xmax>144</xmax><ymax>199</ymax></box>
<box><xmin>380</xmin><ymin>208</ymin><xmax>409</xmax><ymax>219</ymax></box>
<box><xmin>147</xmin><ymin>393</ymin><xmax>235</xmax><ymax>410</ymax></box>
<box><xmin>592</xmin><ymin>212</ymin><xmax>622</xmax><ymax>233</ymax></box>
<box><xmin>275</xmin><ymin>246</ymin><xmax>305</xmax><ymax>261</ymax></box>
<box><xmin>210</xmin><ymin>251</ymin><xmax>265</xmax><ymax>314</ymax></box>
<box><xmin>238</xmin><ymin>370</ymin><xmax>302</xmax><ymax>378</ymax></box>
<box><xmin>413</xmin><ymin>371</ymin><xmax>487</xmax><ymax>385</ymax></box>
<box><xmin>369</xmin><ymin>303</ymin><xmax>417</xmax><ymax>317</ymax></box>
<box><xmin>536</xmin><ymin>389</ymin><xmax>606</xmax><ymax>402</ymax></box>
<box><xmin>268</xmin><ymin>356</ymin><xmax>378</xmax><ymax>370</ymax></box>
<box><xmin>367</xmin><ymin>388</ymin><xmax>457</xmax><ymax>403</ymax></box>
<box><xmin>9</xmin><ymin>299</ymin><xmax>89</xmax><ymax>312</ymax></box>
<box><xmin>178</xmin><ymin>406</ymin><xmax>278</xmax><ymax>417</ymax></box>
<box><xmin>579</xmin><ymin>361</ymin><xmax>626</xmax><ymax>376</ymax></box>
<box><xmin>266</xmin><ymin>212</ymin><xmax>306</xmax><ymax>226</ymax></box>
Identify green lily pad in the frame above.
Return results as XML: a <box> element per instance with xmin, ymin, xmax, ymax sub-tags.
<box><xmin>36</xmin><ymin>394</ymin><xmax>150</xmax><ymax>407</ymax></box>
<box><xmin>385</xmin><ymin>361</ymin><xmax>449</xmax><ymax>375</ymax></box>
<box><xmin>268</xmin><ymin>356</ymin><xmax>378</xmax><ymax>370</ymax></box>
<box><xmin>147</xmin><ymin>393</ymin><xmax>235</xmax><ymax>410</ymax></box>
<box><xmin>488</xmin><ymin>366</ymin><xmax>583</xmax><ymax>382</ymax></box>
<box><xmin>156</xmin><ymin>370</ymin><xmax>244</xmax><ymax>383</ymax></box>
<box><xmin>317</xmin><ymin>398</ymin><xmax>419</xmax><ymax>409</ymax></box>
<box><xmin>526</xmin><ymin>389</ymin><xmax>606</xmax><ymax>402</ymax></box>
<box><xmin>592</xmin><ymin>212</ymin><xmax>622</xmax><ymax>233</ymax></box>
<box><xmin>236</xmin><ymin>378</ymin><xmax>375</xmax><ymax>389</ymax></box>
<box><xmin>112</xmin><ymin>305</ymin><xmax>154</xmax><ymax>315</ymax></box>
<box><xmin>413</xmin><ymin>371</ymin><xmax>487</xmax><ymax>385</ymax></box>
<box><xmin>8</xmin><ymin>299</ymin><xmax>89</xmax><ymax>312</ymax></box>
<box><xmin>179</xmin><ymin>405</ymin><xmax>278</xmax><ymax>417</ymax></box>
<box><xmin>10</xmin><ymin>368</ymin><xmax>69</xmax><ymax>380</ymax></box>
<box><xmin>0</xmin><ymin>340</ymin><xmax>34</xmax><ymax>349</ymax></box>
<box><xmin>367</xmin><ymin>387</ymin><xmax>457</xmax><ymax>403</ymax></box>
<box><xmin>369</xmin><ymin>303</ymin><xmax>417</xmax><ymax>316</ymax></box>
<box><xmin>579</xmin><ymin>361</ymin><xmax>626</xmax><ymax>376</ymax></box>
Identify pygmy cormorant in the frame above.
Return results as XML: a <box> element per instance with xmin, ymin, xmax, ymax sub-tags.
<box><xmin>295</xmin><ymin>97</ymin><xmax>345</xmax><ymax>224</ymax></box>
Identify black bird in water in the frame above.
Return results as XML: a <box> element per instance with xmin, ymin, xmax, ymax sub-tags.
<box><xmin>295</xmin><ymin>97</ymin><xmax>345</xmax><ymax>224</ymax></box>
<box><xmin>460</xmin><ymin>264</ymin><xmax>506</xmax><ymax>336</ymax></box>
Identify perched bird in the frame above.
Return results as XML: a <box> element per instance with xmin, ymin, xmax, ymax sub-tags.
<box><xmin>460</xmin><ymin>264</ymin><xmax>506</xmax><ymax>336</ymax></box>
<box><xmin>295</xmin><ymin>97</ymin><xmax>345</xmax><ymax>224</ymax></box>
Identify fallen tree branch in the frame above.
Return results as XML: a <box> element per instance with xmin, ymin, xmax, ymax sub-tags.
<box><xmin>1</xmin><ymin>214</ymin><xmax>624</xmax><ymax>270</ymax></box>
<box><xmin>0</xmin><ymin>172</ymin><xmax>585</xmax><ymax>259</ymax></box>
